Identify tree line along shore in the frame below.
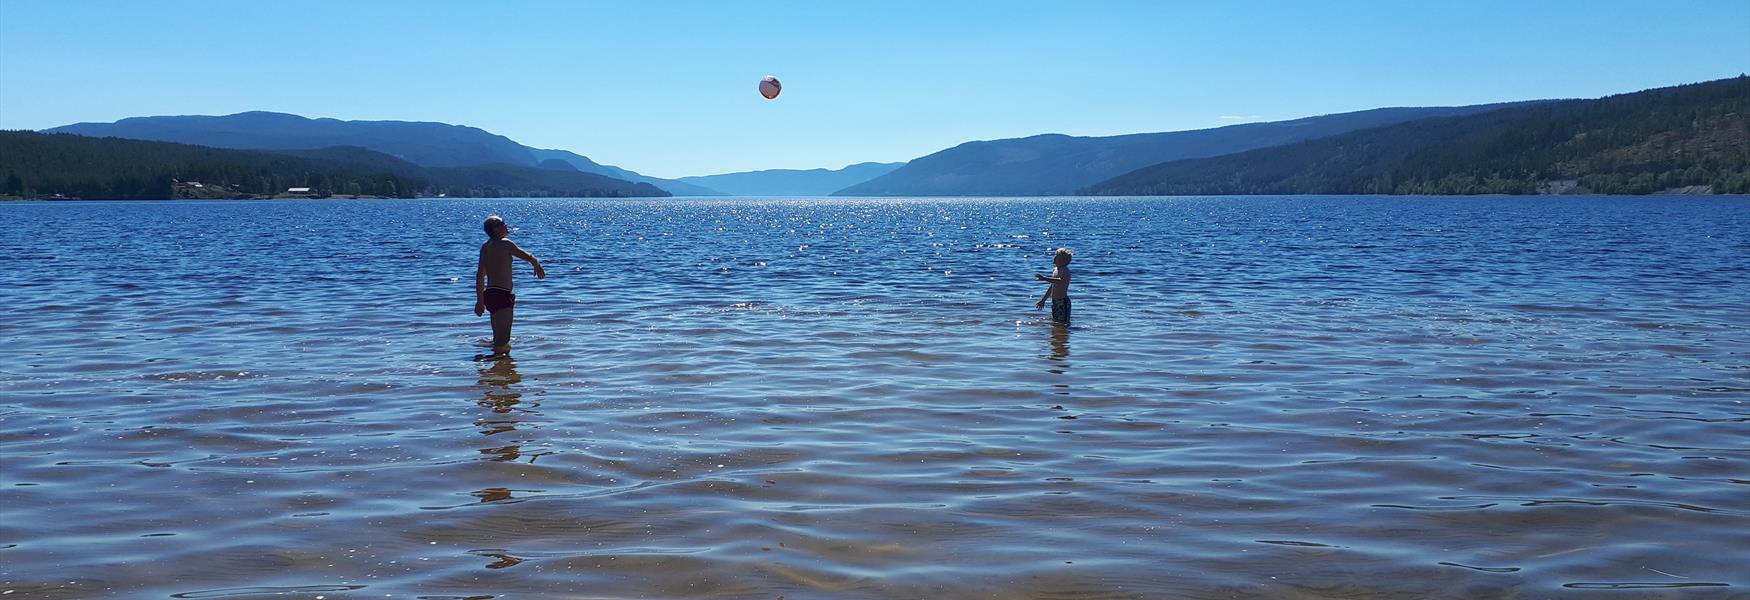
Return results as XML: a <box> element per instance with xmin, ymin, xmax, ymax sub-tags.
<box><xmin>0</xmin><ymin>133</ymin><xmax>669</xmax><ymax>200</ymax></box>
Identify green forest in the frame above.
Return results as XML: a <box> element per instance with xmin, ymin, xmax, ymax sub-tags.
<box><xmin>1081</xmin><ymin>76</ymin><xmax>1750</xmax><ymax>196</ymax></box>
<box><xmin>0</xmin><ymin>132</ymin><xmax>668</xmax><ymax>199</ymax></box>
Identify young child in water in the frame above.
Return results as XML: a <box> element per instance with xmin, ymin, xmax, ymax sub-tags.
<box><xmin>1035</xmin><ymin>247</ymin><xmax>1072</xmax><ymax>324</ymax></box>
<box><xmin>474</xmin><ymin>215</ymin><xmax>544</xmax><ymax>352</ymax></box>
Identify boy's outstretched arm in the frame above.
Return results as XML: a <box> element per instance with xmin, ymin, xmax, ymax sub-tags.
<box><xmin>1034</xmin><ymin>273</ymin><xmax>1058</xmax><ymax>309</ymax></box>
<box><xmin>511</xmin><ymin>244</ymin><xmax>546</xmax><ymax>279</ymax></box>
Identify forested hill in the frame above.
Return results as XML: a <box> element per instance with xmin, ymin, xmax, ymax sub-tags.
<box><xmin>832</xmin><ymin>103</ymin><xmax>1532</xmax><ymax>197</ymax></box>
<box><xmin>47</xmin><ymin>111</ymin><xmax>535</xmax><ymax>168</ymax></box>
<box><xmin>1081</xmin><ymin>76</ymin><xmax>1750</xmax><ymax>196</ymax></box>
<box><xmin>43</xmin><ymin>112</ymin><xmax>717</xmax><ymax>196</ymax></box>
<box><xmin>0</xmin><ymin>131</ymin><xmax>670</xmax><ymax>199</ymax></box>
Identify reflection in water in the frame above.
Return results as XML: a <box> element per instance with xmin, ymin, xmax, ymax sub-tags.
<box><xmin>472</xmin><ymin>487</ymin><xmax>514</xmax><ymax>503</ymax></box>
<box><xmin>1048</xmin><ymin>323</ymin><xmax>1070</xmax><ymax>365</ymax></box>
<box><xmin>477</xmin><ymin>354</ymin><xmax>523</xmax><ymax>413</ymax></box>
<box><xmin>470</xmin><ymin>549</ymin><xmax>526</xmax><ymax>570</ymax></box>
<box><xmin>476</xmin><ymin>355</ymin><xmax>527</xmax><ymax>461</ymax></box>
<box><xmin>1047</xmin><ymin>323</ymin><xmax>1071</xmax><ymax>397</ymax></box>
<box><xmin>479</xmin><ymin>444</ymin><xmax>521</xmax><ymax>462</ymax></box>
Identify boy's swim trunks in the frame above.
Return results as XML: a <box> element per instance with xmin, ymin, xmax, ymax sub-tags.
<box><xmin>1051</xmin><ymin>297</ymin><xmax>1071</xmax><ymax>324</ymax></box>
<box><xmin>483</xmin><ymin>287</ymin><xmax>516</xmax><ymax>314</ymax></box>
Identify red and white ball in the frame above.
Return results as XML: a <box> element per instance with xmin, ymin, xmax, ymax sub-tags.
<box><xmin>759</xmin><ymin>75</ymin><xmax>782</xmax><ymax>100</ymax></box>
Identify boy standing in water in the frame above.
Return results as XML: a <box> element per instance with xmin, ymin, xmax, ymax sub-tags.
<box><xmin>1035</xmin><ymin>247</ymin><xmax>1072</xmax><ymax>324</ymax></box>
<box><xmin>475</xmin><ymin>215</ymin><xmax>544</xmax><ymax>352</ymax></box>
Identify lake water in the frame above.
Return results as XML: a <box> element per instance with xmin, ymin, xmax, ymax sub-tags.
<box><xmin>1</xmin><ymin>196</ymin><xmax>1746</xmax><ymax>599</ymax></box>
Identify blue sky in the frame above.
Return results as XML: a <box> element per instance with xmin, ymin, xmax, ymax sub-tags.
<box><xmin>2</xmin><ymin>1</ymin><xmax>1746</xmax><ymax>178</ymax></box>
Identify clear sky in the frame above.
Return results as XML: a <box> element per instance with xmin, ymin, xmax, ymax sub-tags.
<box><xmin>2</xmin><ymin>1</ymin><xmax>1746</xmax><ymax>178</ymax></box>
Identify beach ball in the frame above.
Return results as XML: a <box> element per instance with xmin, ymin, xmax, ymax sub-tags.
<box><xmin>759</xmin><ymin>75</ymin><xmax>782</xmax><ymax>100</ymax></box>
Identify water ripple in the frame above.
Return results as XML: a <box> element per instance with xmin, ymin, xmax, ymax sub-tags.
<box><xmin>2</xmin><ymin>195</ymin><xmax>1747</xmax><ymax>598</ymax></box>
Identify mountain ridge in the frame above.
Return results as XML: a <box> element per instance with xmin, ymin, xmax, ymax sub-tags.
<box><xmin>44</xmin><ymin>112</ymin><xmax>721</xmax><ymax>196</ymax></box>
<box><xmin>0</xmin><ymin>131</ymin><xmax>670</xmax><ymax>199</ymax></box>
<box><xmin>526</xmin><ymin>148</ymin><xmax>724</xmax><ymax>196</ymax></box>
<box><xmin>834</xmin><ymin>103</ymin><xmax>1541</xmax><ymax>196</ymax></box>
<box><xmin>1079</xmin><ymin>76</ymin><xmax>1750</xmax><ymax>196</ymax></box>
<box><xmin>678</xmin><ymin>162</ymin><xmax>905</xmax><ymax>196</ymax></box>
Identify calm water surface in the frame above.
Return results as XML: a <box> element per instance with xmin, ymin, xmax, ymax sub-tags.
<box><xmin>1</xmin><ymin>196</ymin><xmax>1747</xmax><ymax>599</ymax></box>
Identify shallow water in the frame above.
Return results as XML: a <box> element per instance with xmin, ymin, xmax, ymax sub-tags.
<box><xmin>1</xmin><ymin>196</ymin><xmax>1746</xmax><ymax>599</ymax></box>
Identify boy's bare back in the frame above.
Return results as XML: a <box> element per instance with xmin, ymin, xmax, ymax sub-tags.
<box><xmin>478</xmin><ymin>238</ymin><xmax>527</xmax><ymax>291</ymax></box>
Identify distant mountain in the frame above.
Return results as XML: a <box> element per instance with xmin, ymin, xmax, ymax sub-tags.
<box><xmin>834</xmin><ymin>103</ymin><xmax>1536</xmax><ymax>196</ymax></box>
<box><xmin>1080</xmin><ymin>76</ymin><xmax>1750</xmax><ymax>196</ymax></box>
<box><xmin>44</xmin><ymin>112</ymin><xmax>719</xmax><ymax>196</ymax></box>
<box><xmin>678</xmin><ymin>162</ymin><xmax>905</xmax><ymax>196</ymax></box>
<box><xmin>0</xmin><ymin>131</ymin><xmax>669</xmax><ymax>199</ymax></box>
<box><xmin>47</xmin><ymin>112</ymin><xmax>536</xmax><ymax>167</ymax></box>
<box><xmin>527</xmin><ymin>148</ymin><xmax>724</xmax><ymax>196</ymax></box>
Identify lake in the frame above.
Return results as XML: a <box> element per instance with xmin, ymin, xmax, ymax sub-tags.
<box><xmin>1</xmin><ymin>196</ymin><xmax>1746</xmax><ymax>599</ymax></box>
